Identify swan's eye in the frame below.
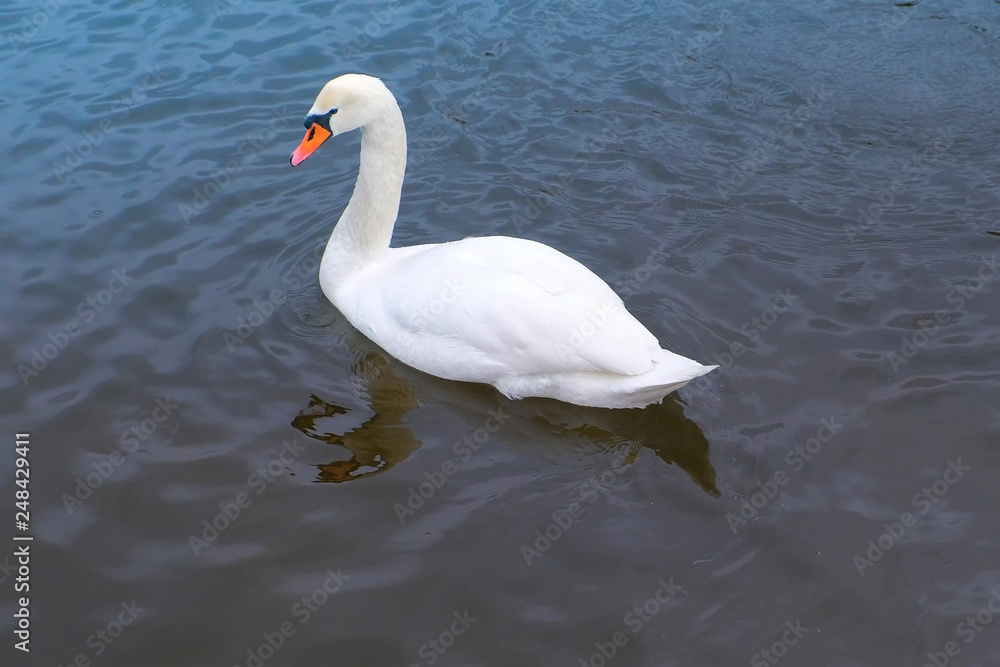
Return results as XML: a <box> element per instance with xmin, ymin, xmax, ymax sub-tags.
<box><xmin>304</xmin><ymin>108</ymin><xmax>338</xmax><ymax>131</ymax></box>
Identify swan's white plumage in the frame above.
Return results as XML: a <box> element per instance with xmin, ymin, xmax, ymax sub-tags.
<box><xmin>293</xmin><ymin>74</ymin><xmax>716</xmax><ymax>409</ymax></box>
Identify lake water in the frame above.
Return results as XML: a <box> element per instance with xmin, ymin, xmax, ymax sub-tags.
<box><xmin>2</xmin><ymin>0</ymin><xmax>999</xmax><ymax>665</ymax></box>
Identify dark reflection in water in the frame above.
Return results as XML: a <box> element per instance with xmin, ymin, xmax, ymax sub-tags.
<box><xmin>292</xmin><ymin>353</ymin><xmax>422</xmax><ymax>483</ymax></box>
<box><xmin>293</xmin><ymin>349</ymin><xmax>718</xmax><ymax>495</ymax></box>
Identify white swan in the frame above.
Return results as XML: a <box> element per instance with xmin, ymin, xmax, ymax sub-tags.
<box><xmin>289</xmin><ymin>74</ymin><xmax>716</xmax><ymax>409</ymax></box>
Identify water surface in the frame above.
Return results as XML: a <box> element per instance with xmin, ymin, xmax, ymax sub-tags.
<box><xmin>2</xmin><ymin>0</ymin><xmax>999</xmax><ymax>665</ymax></box>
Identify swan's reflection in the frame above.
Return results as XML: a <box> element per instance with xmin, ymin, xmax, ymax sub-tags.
<box><xmin>291</xmin><ymin>352</ymin><xmax>421</xmax><ymax>482</ymax></box>
<box><xmin>291</xmin><ymin>350</ymin><xmax>718</xmax><ymax>496</ymax></box>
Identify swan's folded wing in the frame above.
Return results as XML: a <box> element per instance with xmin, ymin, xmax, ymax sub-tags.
<box><xmin>343</xmin><ymin>237</ymin><xmax>663</xmax><ymax>382</ymax></box>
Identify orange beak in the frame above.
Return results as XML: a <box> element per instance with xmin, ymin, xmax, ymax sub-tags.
<box><xmin>290</xmin><ymin>123</ymin><xmax>332</xmax><ymax>166</ymax></box>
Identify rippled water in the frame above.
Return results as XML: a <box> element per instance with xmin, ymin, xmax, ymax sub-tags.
<box><xmin>2</xmin><ymin>0</ymin><xmax>1000</xmax><ymax>665</ymax></box>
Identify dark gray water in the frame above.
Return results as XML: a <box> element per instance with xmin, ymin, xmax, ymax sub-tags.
<box><xmin>2</xmin><ymin>0</ymin><xmax>999</xmax><ymax>665</ymax></box>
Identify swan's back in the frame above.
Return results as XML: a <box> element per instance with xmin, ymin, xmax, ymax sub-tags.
<box><xmin>330</xmin><ymin>236</ymin><xmax>713</xmax><ymax>407</ymax></box>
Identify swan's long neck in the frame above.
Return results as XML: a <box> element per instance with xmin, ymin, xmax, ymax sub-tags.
<box><xmin>321</xmin><ymin>100</ymin><xmax>406</xmax><ymax>292</ymax></box>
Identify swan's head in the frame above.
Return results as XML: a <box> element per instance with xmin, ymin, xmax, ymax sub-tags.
<box><xmin>289</xmin><ymin>74</ymin><xmax>395</xmax><ymax>167</ymax></box>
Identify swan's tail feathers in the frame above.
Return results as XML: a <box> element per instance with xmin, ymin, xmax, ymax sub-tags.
<box><xmin>492</xmin><ymin>358</ymin><xmax>718</xmax><ymax>410</ymax></box>
<box><xmin>683</xmin><ymin>363</ymin><xmax>718</xmax><ymax>377</ymax></box>
<box><xmin>623</xmin><ymin>359</ymin><xmax>718</xmax><ymax>409</ymax></box>
<box><xmin>688</xmin><ymin>363</ymin><xmax>719</xmax><ymax>381</ymax></box>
